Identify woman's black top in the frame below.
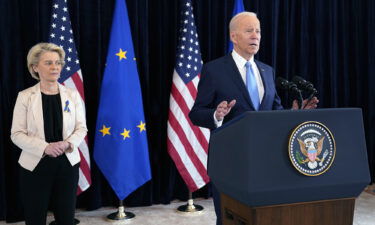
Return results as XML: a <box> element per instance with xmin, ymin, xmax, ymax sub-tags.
<box><xmin>41</xmin><ymin>93</ymin><xmax>63</xmax><ymax>143</ymax></box>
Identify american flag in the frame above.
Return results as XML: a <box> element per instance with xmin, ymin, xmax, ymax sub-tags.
<box><xmin>167</xmin><ymin>0</ymin><xmax>210</xmax><ymax>192</ymax></box>
<box><xmin>48</xmin><ymin>0</ymin><xmax>91</xmax><ymax>194</ymax></box>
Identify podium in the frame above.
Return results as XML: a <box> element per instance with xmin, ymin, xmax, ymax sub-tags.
<box><xmin>208</xmin><ymin>108</ymin><xmax>370</xmax><ymax>225</ymax></box>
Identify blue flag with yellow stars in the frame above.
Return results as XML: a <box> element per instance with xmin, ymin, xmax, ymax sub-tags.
<box><xmin>93</xmin><ymin>0</ymin><xmax>151</xmax><ymax>200</ymax></box>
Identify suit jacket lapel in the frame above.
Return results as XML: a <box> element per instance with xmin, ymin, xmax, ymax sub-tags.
<box><xmin>225</xmin><ymin>55</ymin><xmax>254</xmax><ymax>108</ymax></box>
<box><xmin>255</xmin><ymin>60</ymin><xmax>269</xmax><ymax>110</ymax></box>
<box><xmin>30</xmin><ymin>83</ymin><xmax>45</xmax><ymax>140</ymax></box>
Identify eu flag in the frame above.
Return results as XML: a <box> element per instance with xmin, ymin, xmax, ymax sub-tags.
<box><xmin>228</xmin><ymin>0</ymin><xmax>245</xmax><ymax>52</ymax></box>
<box><xmin>93</xmin><ymin>0</ymin><xmax>151</xmax><ymax>200</ymax></box>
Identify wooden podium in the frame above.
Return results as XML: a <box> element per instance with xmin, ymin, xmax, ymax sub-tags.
<box><xmin>221</xmin><ymin>193</ymin><xmax>355</xmax><ymax>225</ymax></box>
<box><xmin>208</xmin><ymin>109</ymin><xmax>370</xmax><ymax>225</ymax></box>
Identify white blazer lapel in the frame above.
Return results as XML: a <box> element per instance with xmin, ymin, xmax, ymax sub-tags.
<box><xmin>30</xmin><ymin>83</ymin><xmax>45</xmax><ymax>140</ymax></box>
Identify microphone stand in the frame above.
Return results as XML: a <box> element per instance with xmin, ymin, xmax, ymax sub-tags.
<box><xmin>276</xmin><ymin>77</ymin><xmax>303</xmax><ymax>109</ymax></box>
<box><xmin>296</xmin><ymin>91</ymin><xmax>303</xmax><ymax>109</ymax></box>
<box><xmin>288</xmin><ymin>83</ymin><xmax>303</xmax><ymax>109</ymax></box>
<box><xmin>292</xmin><ymin>76</ymin><xmax>318</xmax><ymax>105</ymax></box>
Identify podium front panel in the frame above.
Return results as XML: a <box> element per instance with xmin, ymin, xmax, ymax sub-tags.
<box><xmin>208</xmin><ymin>108</ymin><xmax>370</xmax><ymax>206</ymax></box>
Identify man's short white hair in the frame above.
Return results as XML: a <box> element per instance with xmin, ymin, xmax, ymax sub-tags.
<box><xmin>229</xmin><ymin>12</ymin><xmax>258</xmax><ymax>32</ymax></box>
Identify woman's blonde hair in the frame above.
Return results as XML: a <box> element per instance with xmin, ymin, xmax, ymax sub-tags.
<box><xmin>26</xmin><ymin>42</ymin><xmax>66</xmax><ymax>80</ymax></box>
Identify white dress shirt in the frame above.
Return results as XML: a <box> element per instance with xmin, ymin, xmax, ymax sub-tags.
<box><xmin>214</xmin><ymin>50</ymin><xmax>265</xmax><ymax>127</ymax></box>
<box><xmin>231</xmin><ymin>50</ymin><xmax>264</xmax><ymax>101</ymax></box>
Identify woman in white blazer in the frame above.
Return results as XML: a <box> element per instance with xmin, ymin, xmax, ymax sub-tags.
<box><xmin>11</xmin><ymin>43</ymin><xmax>87</xmax><ymax>225</ymax></box>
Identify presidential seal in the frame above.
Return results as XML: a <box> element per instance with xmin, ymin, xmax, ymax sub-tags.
<box><xmin>289</xmin><ymin>121</ymin><xmax>335</xmax><ymax>176</ymax></box>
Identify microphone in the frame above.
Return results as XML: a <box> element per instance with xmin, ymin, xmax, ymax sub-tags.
<box><xmin>276</xmin><ymin>77</ymin><xmax>301</xmax><ymax>94</ymax></box>
<box><xmin>276</xmin><ymin>77</ymin><xmax>303</xmax><ymax>109</ymax></box>
<box><xmin>291</xmin><ymin>76</ymin><xmax>318</xmax><ymax>99</ymax></box>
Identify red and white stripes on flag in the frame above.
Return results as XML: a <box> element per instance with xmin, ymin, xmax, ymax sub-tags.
<box><xmin>167</xmin><ymin>0</ymin><xmax>210</xmax><ymax>192</ymax></box>
<box><xmin>49</xmin><ymin>0</ymin><xmax>91</xmax><ymax>194</ymax></box>
<box><xmin>62</xmin><ymin>71</ymin><xmax>91</xmax><ymax>194</ymax></box>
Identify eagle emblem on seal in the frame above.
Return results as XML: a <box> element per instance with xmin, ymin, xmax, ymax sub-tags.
<box><xmin>289</xmin><ymin>121</ymin><xmax>335</xmax><ymax>176</ymax></box>
<box><xmin>297</xmin><ymin>136</ymin><xmax>325</xmax><ymax>169</ymax></box>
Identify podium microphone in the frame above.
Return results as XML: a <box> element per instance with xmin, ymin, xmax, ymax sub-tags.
<box><xmin>291</xmin><ymin>76</ymin><xmax>318</xmax><ymax>100</ymax></box>
<box><xmin>276</xmin><ymin>77</ymin><xmax>301</xmax><ymax>94</ymax></box>
<box><xmin>276</xmin><ymin>77</ymin><xmax>303</xmax><ymax>109</ymax></box>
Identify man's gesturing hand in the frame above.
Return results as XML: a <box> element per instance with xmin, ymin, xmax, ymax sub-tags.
<box><xmin>215</xmin><ymin>100</ymin><xmax>236</xmax><ymax>121</ymax></box>
<box><xmin>292</xmin><ymin>97</ymin><xmax>319</xmax><ymax>110</ymax></box>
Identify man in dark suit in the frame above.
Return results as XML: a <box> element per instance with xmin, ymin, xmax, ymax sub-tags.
<box><xmin>189</xmin><ymin>12</ymin><xmax>318</xmax><ymax>225</ymax></box>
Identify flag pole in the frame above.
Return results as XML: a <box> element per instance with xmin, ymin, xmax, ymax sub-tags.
<box><xmin>106</xmin><ymin>199</ymin><xmax>135</xmax><ymax>221</ymax></box>
<box><xmin>177</xmin><ymin>191</ymin><xmax>204</xmax><ymax>213</ymax></box>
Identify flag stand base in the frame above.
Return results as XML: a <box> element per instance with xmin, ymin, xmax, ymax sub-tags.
<box><xmin>49</xmin><ymin>218</ymin><xmax>80</xmax><ymax>225</ymax></box>
<box><xmin>177</xmin><ymin>199</ymin><xmax>204</xmax><ymax>214</ymax></box>
<box><xmin>106</xmin><ymin>206</ymin><xmax>135</xmax><ymax>221</ymax></box>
